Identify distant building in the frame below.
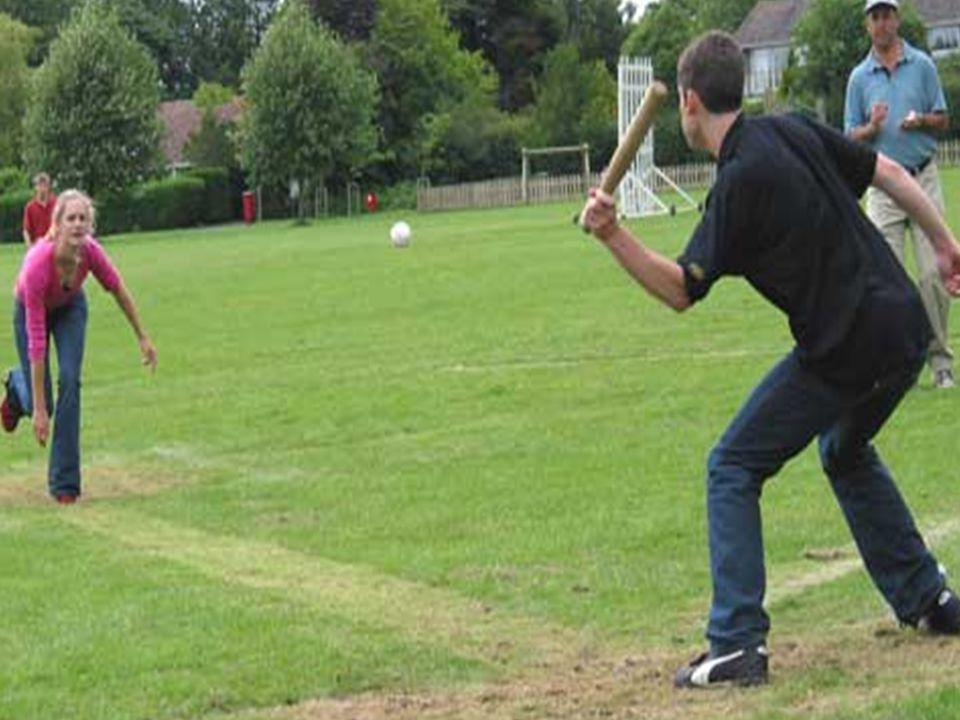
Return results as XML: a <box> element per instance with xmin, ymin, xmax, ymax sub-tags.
<box><xmin>735</xmin><ymin>0</ymin><xmax>810</xmax><ymax>99</ymax></box>
<box><xmin>735</xmin><ymin>0</ymin><xmax>960</xmax><ymax>99</ymax></box>
<box><xmin>157</xmin><ymin>98</ymin><xmax>243</xmax><ymax>171</ymax></box>
<box><xmin>920</xmin><ymin>0</ymin><xmax>960</xmax><ymax>57</ymax></box>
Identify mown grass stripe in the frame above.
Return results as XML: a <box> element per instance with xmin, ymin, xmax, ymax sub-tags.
<box><xmin>59</xmin><ymin>506</ymin><xmax>592</xmax><ymax>670</ymax></box>
<box><xmin>768</xmin><ymin>517</ymin><xmax>960</xmax><ymax>606</ymax></box>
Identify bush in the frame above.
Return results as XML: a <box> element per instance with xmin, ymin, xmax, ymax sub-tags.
<box><xmin>939</xmin><ymin>55</ymin><xmax>960</xmax><ymax>140</ymax></box>
<box><xmin>184</xmin><ymin>166</ymin><xmax>236</xmax><ymax>224</ymax></box>
<box><xmin>98</xmin><ymin>176</ymin><xmax>206</xmax><ymax>235</ymax></box>
<box><xmin>0</xmin><ymin>189</ymin><xmax>33</xmax><ymax>244</ymax></box>
<box><xmin>374</xmin><ymin>181</ymin><xmax>417</xmax><ymax>211</ymax></box>
<box><xmin>0</xmin><ymin>167</ymin><xmax>29</xmax><ymax>196</ymax></box>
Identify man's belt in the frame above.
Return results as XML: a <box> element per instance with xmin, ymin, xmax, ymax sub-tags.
<box><xmin>903</xmin><ymin>156</ymin><xmax>933</xmax><ymax>177</ymax></box>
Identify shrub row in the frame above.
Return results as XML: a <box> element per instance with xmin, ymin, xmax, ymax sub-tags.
<box><xmin>0</xmin><ymin>190</ymin><xmax>33</xmax><ymax>244</ymax></box>
<box><xmin>0</xmin><ymin>167</ymin><xmax>29</xmax><ymax>196</ymax></box>
<box><xmin>0</xmin><ymin>166</ymin><xmax>241</xmax><ymax>242</ymax></box>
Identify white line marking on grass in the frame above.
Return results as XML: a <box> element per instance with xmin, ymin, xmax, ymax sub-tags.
<box><xmin>60</xmin><ymin>507</ymin><xmax>592</xmax><ymax>669</ymax></box>
<box><xmin>443</xmin><ymin>348</ymin><xmax>782</xmax><ymax>373</ymax></box>
<box><xmin>768</xmin><ymin>517</ymin><xmax>960</xmax><ymax>606</ymax></box>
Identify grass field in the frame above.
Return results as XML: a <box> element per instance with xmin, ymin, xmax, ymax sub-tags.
<box><xmin>0</xmin><ymin>170</ymin><xmax>958</xmax><ymax>720</ymax></box>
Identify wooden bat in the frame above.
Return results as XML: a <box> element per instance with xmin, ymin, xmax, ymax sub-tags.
<box><xmin>574</xmin><ymin>80</ymin><xmax>669</xmax><ymax>229</ymax></box>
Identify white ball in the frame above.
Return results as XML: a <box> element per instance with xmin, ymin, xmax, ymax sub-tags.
<box><xmin>390</xmin><ymin>221</ymin><xmax>412</xmax><ymax>248</ymax></box>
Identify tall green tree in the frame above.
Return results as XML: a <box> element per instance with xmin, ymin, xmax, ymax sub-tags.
<box><xmin>308</xmin><ymin>0</ymin><xmax>377</xmax><ymax>42</ymax></box>
<box><xmin>103</xmin><ymin>0</ymin><xmax>194</xmax><ymax>98</ymax></box>
<box><xmin>443</xmin><ymin>0</ymin><xmax>566</xmax><ymax>110</ymax></box>
<box><xmin>188</xmin><ymin>0</ymin><xmax>281</xmax><ymax>89</ymax></box>
<box><xmin>939</xmin><ymin>55</ymin><xmax>960</xmax><ymax>139</ymax></box>
<box><xmin>621</xmin><ymin>0</ymin><xmax>700</xmax><ymax>164</ymax></box>
<box><xmin>560</xmin><ymin>0</ymin><xmax>626</xmax><ymax>71</ymax></box>
<box><xmin>184</xmin><ymin>82</ymin><xmax>238</xmax><ymax>169</ymax></box>
<box><xmin>240</xmin><ymin>0</ymin><xmax>378</xmax><ymax>195</ymax></box>
<box><xmin>787</xmin><ymin>0</ymin><xmax>927</xmax><ymax>127</ymax></box>
<box><xmin>0</xmin><ymin>0</ymin><xmax>73</xmax><ymax>64</ymax></box>
<box><xmin>698</xmin><ymin>0</ymin><xmax>757</xmax><ymax>33</ymax></box>
<box><xmin>193</xmin><ymin>81</ymin><xmax>234</xmax><ymax>113</ymax></box>
<box><xmin>0</xmin><ymin>13</ymin><xmax>35</xmax><ymax>167</ymax></box>
<box><xmin>367</xmin><ymin>0</ymin><xmax>497</xmax><ymax>180</ymax></box>
<box><xmin>529</xmin><ymin>41</ymin><xmax>617</xmax><ymax>164</ymax></box>
<box><xmin>23</xmin><ymin>2</ymin><xmax>162</xmax><ymax>197</ymax></box>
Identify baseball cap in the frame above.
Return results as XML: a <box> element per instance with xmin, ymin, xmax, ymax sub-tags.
<box><xmin>865</xmin><ymin>0</ymin><xmax>898</xmax><ymax>12</ymax></box>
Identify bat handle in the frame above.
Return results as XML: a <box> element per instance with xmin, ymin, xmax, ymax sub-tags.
<box><xmin>572</xmin><ymin>211</ymin><xmax>591</xmax><ymax>234</ymax></box>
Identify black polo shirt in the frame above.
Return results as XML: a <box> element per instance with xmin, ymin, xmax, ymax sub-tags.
<box><xmin>678</xmin><ymin>113</ymin><xmax>929</xmax><ymax>385</ymax></box>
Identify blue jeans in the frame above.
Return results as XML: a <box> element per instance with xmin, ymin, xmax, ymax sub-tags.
<box><xmin>9</xmin><ymin>294</ymin><xmax>87</xmax><ymax>498</ymax></box>
<box><xmin>707</xmin><ymin>349</ymin><xmax>942</xmax><ymax>654</ymax></box>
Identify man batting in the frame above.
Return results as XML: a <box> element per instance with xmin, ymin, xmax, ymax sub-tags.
<box><xmin>580</xmin><ymin>31</ymin><xmax>960</xmax><ymax>688</ymax></box>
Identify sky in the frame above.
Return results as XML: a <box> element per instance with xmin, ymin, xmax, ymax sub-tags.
<box><xmin>619</xmin><ymin>0</ymin><xmax>655</xmax><ymax>22</ymax></box>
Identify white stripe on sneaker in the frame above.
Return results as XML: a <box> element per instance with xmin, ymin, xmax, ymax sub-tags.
<box><xmin>690</xmin><ymin>649</ymin><xmax>745</xmax><ymax>687</ymax></box>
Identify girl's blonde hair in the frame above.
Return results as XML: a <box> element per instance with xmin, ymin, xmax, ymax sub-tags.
<box><xmin>51</xmin><ymin>189</ymin><xmax>96</xmax><ymax>238</ymax></box>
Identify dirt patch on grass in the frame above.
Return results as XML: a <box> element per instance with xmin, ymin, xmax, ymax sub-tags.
<box><xmin>229</xmin><ymin>621</ymin><xmax>959</xmax><ymax>720</ymax></box>
<box><xmin>0</xmin><ymin>460</ymin><xmax>189</xmax><ymax>506</ymax></box>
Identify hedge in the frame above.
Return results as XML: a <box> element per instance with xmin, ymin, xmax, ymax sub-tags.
<box><xmin>0</xmin><ymin>167</ymin><xmax>29</xmax><ymax>196</ymax></box>
<box><xmin>98</xmin><ymin>176</ymin><xmax>206</xmax><ymax>235</ymax></box>
<box><xmin>0</xmin><ymin>190</ymin><xmax>33</xmax><ymax>244</ymax></box>
<box><xmin>183</xmin><ymin>166</ymin><xmax>235</xmax><ymax>225</ymax></box>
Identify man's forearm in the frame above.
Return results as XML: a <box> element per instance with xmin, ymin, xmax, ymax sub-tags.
<box><xmin>925</xmin><ymin>111</ymin><xmax>949</xmax><ymax>132</ymax></box>
<box><xmin>848</xmin><ymin>122</ymin><xmax>878</xmax><ymax>144</ymax></box>
<box><xmin>873</xmin><ymin>153</ymin><xmax>952</xmax><ymax>251</ymax></box>
<box><xmin>602</xmin><ymin>227</ymin><xmax>691</xmax><ymax>312</ymax></box>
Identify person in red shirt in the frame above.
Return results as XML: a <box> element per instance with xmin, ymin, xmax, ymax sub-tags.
<box><xmin>22</xmin><ymin>173</ymin><xmax>57</xmax><ymax>247</ymax></box>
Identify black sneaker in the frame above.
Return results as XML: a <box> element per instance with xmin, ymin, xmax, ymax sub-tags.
<box><xmin>1</xmin><ymin>372</ymin><xmax>22</xmax><ymax>433</ymax></box>
<box><xmin>919</xmin><ymin>587</ymin><xmax>960</xmax><ymax>635</ymax></box>
<box><xmin>674</xmin><ymin>644</ymin><xmax>769</xmax><ymax>688</ymax></box>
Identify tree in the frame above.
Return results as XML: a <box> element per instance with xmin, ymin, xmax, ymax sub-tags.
<box><xmin>787</xmin><ymin>0</ymin><xmax>927</xmax><ymax>127</ymax></box>
<box><xmin>698</xmin><ymin>0</ymin><xmax>757</xmax><ymax>33</ymax></box>
<box><xmin>621</xmin><ymin>0</ymin><xmax>697</xmax><ymax>94</ymax></box>
<box><xmin>240</xmin><ymin>0</ymin><xmax>378</xmax><ymax>199</ymax></box>
<box><xmin>621</xmin><ymin>0</ymin><xmax>700</xmax><ymax>164</ymax></box>
<box><xmin>184</xmin><ymin>83</ymin><xmax>238</xmax><ymax>169</ymax></box>
<box><xmin>561</xmin><ymin>0</ymin><xmax>626</xmax><ymax>71</ymax></box>
<box><xmin>529</xmin><ymin>42</ymin><xmax>617</xmax><ymax>166</ymax></box>
<box><xmin>193</xmin><ymin>81</ymin><xmax>234</xmax><ymax>113</ymax></box>
<box><xmin>103</xmin><ymin>0</ymin><xmax>195</xmax><ymax>99</ymax></box>
<box><xmin>0</xmin><ymin>0</ymin><xmax>74</xmax><ymax>64</ymax></box>
<box><xmin>22</xmin><ymin>2</ymin><xmax>162</xmax><ymax>197</ymax></box>
<box><xmin>0</xmin><ymin>13</ymin><xmax>35</xmax><ymax>167</ymax></box>
<box><xmin>188</xmin><ymin>0</ymin><xmax>281</xmax><ymax>89</ymax></box>
<box><xmin>367</xmin><ymin>0</ymin><xmax>497</xmax><ymax>180</ymax></box>
<box><xmin>184</xmin><ymin>113</ymin><xmax>238</xmax><ymax>169</ymax></box>
<box><xmin>308</xmin><ymin>0</ymin><xmax>377</xmax><ymax>42</ymax></box>
<box><xmin>443</xmin><ymin>0</ymin><xmax>567</xmax><ymax>110</ymax></box>
<box><xmin>939</xmin><ymin>54</ymin><xmax>960</xmax><ymax>139</ymax></box>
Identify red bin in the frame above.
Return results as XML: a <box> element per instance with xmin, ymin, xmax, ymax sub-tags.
<box><xmin>242</xmin><ymin>191</ymin><xmax>257</xmax><ymax>224</ymax></box>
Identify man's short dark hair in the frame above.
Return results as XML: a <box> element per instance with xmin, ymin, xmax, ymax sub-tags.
<box><xmin>677</xmin><ymin>31</ymin><xmax>744</xmax><ymax>114</ymax></box>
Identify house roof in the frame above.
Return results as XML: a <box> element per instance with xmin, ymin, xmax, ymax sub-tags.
<box><xmin>735</xmin><ymin>0</ymin><xmax>811</xmax><ymax>49</ymax></box>
<box><xmin>734</xmin><ymin>0</ymin><xmax>958</xmax><ymax>50</ymax></box>
<box><xmin>157</xmin><ymin>98</ymin><xmax>243</xmax><ymax>166</ymax></box>
<box><xmin>914</xmin><ymin>0</ymin><xmax>960</xmax><ymax>27</ymax></box>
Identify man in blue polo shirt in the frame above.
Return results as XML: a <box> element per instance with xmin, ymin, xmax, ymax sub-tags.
<box><xmin>845</xmin><ymin>0</ymin><xmax>953</xmax><ymax>388</ymax></box>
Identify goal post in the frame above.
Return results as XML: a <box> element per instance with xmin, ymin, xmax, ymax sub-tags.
<box><xmin>521</xmin><ymin>143</ymin><xmax>591</xmax><ymax>204</ymax></box>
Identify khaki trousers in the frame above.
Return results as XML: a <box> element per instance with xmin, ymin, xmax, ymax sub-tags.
<box><xmin>866</xmin><ymin>162</ymin><xmax>952</xmax><ymax>374</ymax></box>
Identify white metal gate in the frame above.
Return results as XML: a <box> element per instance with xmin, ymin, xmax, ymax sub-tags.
<box><xmin>618</xmin><ymin>57</ymin><xmax>700</xmax><ymax>218</ymax></box>
<box><xmin>618</xmin><ymin>57</ymin><xmax>658</xmax><ymax>218</ymax></box>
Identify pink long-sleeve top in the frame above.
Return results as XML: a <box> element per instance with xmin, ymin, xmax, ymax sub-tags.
<box><xmin>16</xmin><ymin>236</ymin><xmax>122</xmax><ymax>362</ymax></box>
